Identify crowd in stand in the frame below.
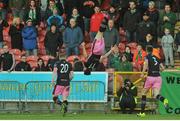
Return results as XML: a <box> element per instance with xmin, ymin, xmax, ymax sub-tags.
<box><xmin>0</xmin><ymin>0</ymin><xmax>179</xmax><ymax>72</ymax></box>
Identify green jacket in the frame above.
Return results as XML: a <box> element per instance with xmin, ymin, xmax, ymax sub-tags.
<box><xmin>159</xmin><ymin>11</ymin><xmax>176</xmax><ymax>34</ymax></box>
<box><xmin>109</xmin><ymin>54</ymin><xmax>133</xmax><ymax>71</ymax></box>
<box><xmin>118</xmin><ymin>61</ymin><xmax>133</xmax><ymax>72</ymax></box>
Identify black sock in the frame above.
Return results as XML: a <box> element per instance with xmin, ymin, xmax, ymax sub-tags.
<box><xmin>63</xmin><ymin>100</ymin><xmax>68</xmax><ymax>106</ymax></box>
<box><xmin>141</xmin><ymin>95</ymin><xmax>146</xmax><ymax>113</ymax></box>
<box><xmin>156</xmin><ymin>94</ymin><xmax>165</xmax><ymax>103</ymax></box>
<box><xmin>57</xmin><ymin>99</ymin><xmax>62</xmax><ymax>105</ymax></box>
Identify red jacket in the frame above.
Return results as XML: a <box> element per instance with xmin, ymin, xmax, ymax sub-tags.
<box><xmin>90</xmin><ymin>13</ymin><xmax>104</xmax><ymax>32</ymax></box>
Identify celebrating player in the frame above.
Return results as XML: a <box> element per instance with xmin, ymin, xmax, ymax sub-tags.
<box><xmin>52</xmin><ymin>57</ymin><xmax>73</xmax><ymax>115</ymax></box>
<box><xmin>137</xmin><ymin>45</ymin><xmax>169</xmax><ymax>117</ymax></box>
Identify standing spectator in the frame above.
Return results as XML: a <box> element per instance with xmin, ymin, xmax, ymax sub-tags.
<box><xmin>9</xmin><ymin>17</ymin><xmax>24</xmax><ymax>50</ymax></box>
<box><xmin>137</xmin><ymin>12</ymin><xmax>156</xmax><ymax>46</ymax></box>
<box><xmin>45</xmin><ymin>0</ymin><xmax>57</xmax><ymax>20</ymax></box>
<box><xmin>67</xmin><ymin>8</ymin><xmax>85</xmax><ymax>35</ymax></box>
<box><xmin>81</xmin><ymin>0</ymin><xmax>99</xmax><ymax>33</ymax></box>
<box><xmin>44</xmin><ymin>24</ymin><xmax>63</xmax><ymax>57</ymax></box>
<box><xmin>159</xmin><ymin>4</ymin><xmax>176</xmax><ymax>36</ymax></box>
<box><xmin>22</xmin><ymin>19</ymin><xmax>38</xmax><ymax>56</ymax></box>
<box><xmin>25</xmin><ymin>0</ymin><xmax>41</xmax><ymax>26</ymax></box>
<box><xmin>15</xmin><ymin>55</ymin><xmax>32</xmax><ymax>71</ymax></box>
<box><xmin>90</xmin><ymin>6</ymin><xmax>104</xmax><ymax>41</ymax></box>
<box><xmin>9</xmin><ymin>0</ymin><xmax>27</xmax><ymax>21</ymax></box>
<box><xmin>46</xmin><ymin>0</ymin><xmax>64</xmax><ymax>16</ymax></box>
<box><xmin>123</xmin><ymin>1</ymin><xmax>141</xmax><ymax>42</ymax></box>
<box><xmin>124</xmin><ymin>46</ymin><xmax>133</xmax><ymax>62</ymax></box>
<box><xmin>161</xmin><ymin>28</ymin><xmax>174</xmax><ymax>68</ymax></box>
<box><xmin>63</xmin><ymin>18</ymin><xmax>83</xmax><ymax>57</ymax></box>
<box><xmin>63</xmin><ymin>0</ymin><xmax>78</xmax><ymax>17</ymax></box>
<box><xmin>0</xmin><ymin>1</ymin><xmax>7</xmax><ymax>20</ymax></box>
<box><xmin>111</xmin><ymin>0</ymin><xmax>130</xmax><ymax>27</ymax></box>
<box><xmin>104</xmin><ymin>19</ymin><xmax>119</xmax><ymax>52</ymax></box>
<box><xmin>47</xmin><ymin>8</ymin><xmax>64</xmax><ymax>31</ymax></box>
<box><xmin>0</xmin><ymin>16</ymin><xmax>8</xmax><ymax>48</ymax></box>
<box><xmin>0</xmin><ymin>45</ymin><xmax>15</xmax><ymax>71</ymax></box>
<box><xmin>108</xmin><ymin>5</ymin><xmax>120</xmax><ymax>29</ymax></box>
<box><xmin>34</xmin><ymin>58</ymin><xmax>49</xmax><ymax>71</ymax></box>
<box><xmin>138</xmin><ymin>0</ymin><xmax>151</xmax><ymax>14</ymax></box>
<box><xmin>146</xmin><ymin>1</ymin><xmax>159</xmax><ymax>27</ymax></box>
<box><xmin>133</xmin><ymin>44</ymin><xmax>147</xmax><ymax>71</ymax></box>
<box><xmin>175</xmin><ymin>25</ymin><xmax>180</xmax><ymax>59</ymax></box>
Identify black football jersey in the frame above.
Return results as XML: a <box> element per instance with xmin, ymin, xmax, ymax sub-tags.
<box><xmin>54</xmin><ymin>59</ymin><xmax>72</xmax><ymax>86</ymax></box>
<box><xmin>146</xmin><ymin>54</ymin><xmax>161</xmax><ymax>76</ymax></box>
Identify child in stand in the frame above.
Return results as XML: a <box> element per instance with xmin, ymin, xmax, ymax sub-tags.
<box><xmin>161</xmin><ymin>28</ymin><xmax>174</xmax><ymax>68</ymax></box>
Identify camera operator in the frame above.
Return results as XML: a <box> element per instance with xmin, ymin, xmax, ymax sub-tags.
<box><xmin>117</xmin><ymin>78</ymin><xmax>137</xmax><ymax>114</ymax></box>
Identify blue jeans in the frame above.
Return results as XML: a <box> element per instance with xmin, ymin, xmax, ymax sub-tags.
<box><xmin>65</xmin><ymin>46</ymin><xmax>79</xmax><ymax>57</ymax></box>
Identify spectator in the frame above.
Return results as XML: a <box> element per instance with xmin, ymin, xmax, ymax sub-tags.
<box><xmin>63</xmin><ymin>18</ymin><xmax>83</xmax><ymax>57</ymax></box>
<box><xmin>15</xmin><ymin>55</ymin><xmax>32</xmax><ymax>71</ymax></box>
<box><xmin>107</xmin><ymin>46</ymin><xmax>121</xmax><ymax>71</ymax></box>
<box><xmin>73</xmin><ymin>58</ymin><xmax>84</xmax><ymax>71</ymax></box>
<box><xmin>34</xmin><ymin>58</ymin><xmax>49</xmax><ymax>71</ymax></box>
<box><xmin>137</xmin><ymin>12</ymin><xmax>156</xmax><ymax>46</ymax></box>
<box><xmin>67</xmin><ymin>8</ymin><xmax>85</xmax><ymax>35</ymax></box>
<box><xmin>0</xmin><ymin>45</ymin><xmax>15</xmax><ymax>71</ymax></box>
<box><xmin>45</xmin><ymin>0</ymin><xmax>59</xmax><ymax>20</ymax></box>
<box><xmin>159</xmin><ymin>4</ymin><xmax>176</xmax><ymax>36</ymax></box>
<box><xmin>63</xmin><ymin>0</ymin><xmax>78</xmax><ymax>17</ymax></box>
<box><xmin>123</xmin><ymin>1</ymin><xmax>141</xmax><ymax>42</ymax></box>
<box><xmin>9</xmin><ymin>0</ymin><xmax>27</xmax><ymax>21</ymax></box>
<box><xmin>90</xmin><ymin>6</ymin><xmax>104</xmax><ymax>41</ymax></box>
<box><xmin>146</xmin><ymin>1</ymin><xmax>159</xmax><ymax>27</ymax></box>
<box><xmin>81</xmin><ymin>0</ymin><xmax>99</xmax><ymax>33</ymax></box>
<box><xmin>46</xmin><ymin>0</ymin><xmax>64</xmax><ymax>16</ymax></box>
<box><xmin>25</xmin><ymin>0</ymin><xmax>41</xmax><ymax>26</ymax></box>
<box><xmin>175</xmin><ymin>24</ymin><xmax>180</xmax><ymax>59</ymax></box>
<box><xmin>9</xmin><ymin>17</ymin><xmax>24</xmax><ymax>50</ymax></box>
<box><xmin>138</xmin><ymin>0</ymin><xmax>151</xmax><ymax>14</ymax></box>
<box><xmin>161</xmin><ymin>28</ymin><xmax>174</xmax><ymax>68</ymax></box>
<box><xmin>124</xmin><ymin>46</ymin><xmax>133</xmax><ymax>62</ymax></box>
<box><xmin>47</xmin><ymin>8</ymin><xmax>64</xmax><ymax>31</ymax></box>
<box><xmin>22</xmin><ymin>19</ymin><xmax>38</xmax><ymax>56</ymax></box>
<box><xmin>117</xmin><ymin>78</ymin><xmax>137</xmax><ymax>114</ymax></box>
<box><xmin>119</xmin><ymin>54</ymin><xmax>133</xmax><ymax>71</ymax></box>
<box><xmin>111</xmin><ymin>0</ymin><xmax>130</xmax><ymax>27</ymax></box>
<box><xmin>0</xmin><ymin>16</ymin><xmax>8</xmax><ymax>48</ymax></box>
<box><xmin>0</xmin><ymin>1</ymin><xmax>7</xmax><ymax>20</ymax></box>
<box><xmin>104</xmin><ymin>19</ymin><xmax>119</xmax><ymax>52</ymax></box>
<box><xmin>133</xmin><ymin>44</ymin><xmax>146</xmax><ymax>71</ymax></box>
<box><xmin>108</xmin><ymin>5</ymin><xmax>120</xmax><ymax>29</ymax></box>
<box><xmin>145</xmin><ymin>33</ymin><xmax>154</xmax><ymax>48</ymax></box>
<box><xmin>44</xmin><ymin>24</ymin><xmax>63</xmax><ymax>57</ymax></box>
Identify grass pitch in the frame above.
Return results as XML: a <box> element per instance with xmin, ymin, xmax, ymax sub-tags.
<box><xmin>0</xmin><ymin>113</ymin><xmax>179</xmax><ymax>120</ymax></box>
